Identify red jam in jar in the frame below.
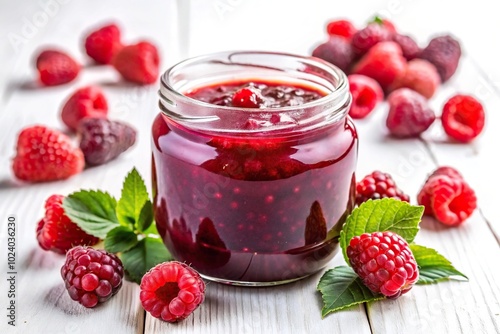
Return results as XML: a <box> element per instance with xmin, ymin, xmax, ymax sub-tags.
<box><xmin>152</xmin><ymin>52</ymin><xmax>357</xmax><ymax>285</ymax></box>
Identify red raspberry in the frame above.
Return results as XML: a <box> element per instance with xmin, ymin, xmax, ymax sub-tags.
<box><xmin>78</xmin><ymin>118</ymin><xmax>137</xmax><ymax>166</ymax></box>
<box><xmin>353</xmin><ymin>42</ymin><xmax>407</xmax><ymax>91</ymax></box>
<box><xmin>140</xmin><ymin>261</ymin><xmax>206</xmax><ymax>323</ymax></box>
<box><xmin>232</xmin><ymin>87</ymin><xmax>265</xmax><ymax>108</ymax></box>
<box><xmin>386</xmin><ymin>88</ymin><xmax>435</xmax><ymax>137</ymax></box>
<box><xmin>84</xmin><ymin>23</ymin><xmax>123</xmax><ymax>64</ymax></box>
<box><xmin>418</xmin><ymin>167</ymin><xmax>477</xmax><ymax>225</ymax></box>
<box><xmin>347</xmin><ymin>74</ymin><xmax>383</xmax><ymax>119</ymax></box>
<box><xmin>36</xmin><ymin>49</ymin><xmax>80</xmax><ymax>86</ymax></box>
<box><xmin>392</xmin><ymin>34</ymin><xmax>420</xmax><ymax>61</ymax></box>
<box><xmin>347</xmin><ymin>231</ymin><xmax>419</xmax><ymax>298</ymax></box>
<box><xmin>356</xmin><ymin>171</ymin><xmax>409</xmax><ymax>205</ymax></box>
<box><xmin>326</xmin><ymin>19</ymin><xmax>357</xmax><ymax>39</ymax></box>
<box><xmin>312</xmin><ymin>36</ymin><xmax>355</xmax><ymax>73</ymax></box>
<box><xmin>441</xmin><ymin>94</ymin><xmax>485</xmax><ymax>143</ymax></box>
<box><xmin>37</xmin><ymin>195</ymin><xmax>99</xmax><ymax>254</ymax></box>
<box><xmin>61</xmin><ymin>86</ymin><xmax>109</xmax><ymax>131</ymax></box>
<box><xmin>418</xmin><ymin>35</ymin><xmax>461</xmax><ymax>82</ymax></box>
<box><xmin>391</xmin><ymin>59</ymin><xmax>441</xmax><ymax>99</ymax></box>
<box><xmin>12</xmin><ymin>125</ymin><xmax>84</xmax><ymax>182</ymax></box>
<box><xmin>351</xmin><ymin>23</ymin><xmax>392</xmax><ymax>56</ymax></box>
<box><xmin>61</xmin><ymin>246</ymin><xmax>124</xmax><ymax>308</ymax></box>
<box><xmin>112</xmin><ymin>41</ymin><xmax>160</xmax><ymax>84</ymax></box>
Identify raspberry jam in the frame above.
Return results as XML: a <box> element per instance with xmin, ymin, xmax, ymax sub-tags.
<box><xmin>152</xmin><ymin>52</ymin><xmax>357</xmax><ymax>285</ymax></box>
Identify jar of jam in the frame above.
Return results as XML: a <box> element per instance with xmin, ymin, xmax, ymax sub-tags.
<box><xmin>152</xmin><ymin>51</ymin><xmax>357</xmax><ymax>286</ymax></box>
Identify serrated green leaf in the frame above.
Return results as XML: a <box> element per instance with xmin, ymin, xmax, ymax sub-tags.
<box><xmin>116</xmin><ymin>168</ymin><xmax>150</xmax><ymax>228</ymax></box>
<box><xmin>317</xmin><ymin>266</ymin><xmax>384</xmax><ymax>317</ymax></box>
<box><xmin>121</xmin><ymin>237</ymin><xmax>173</xmax><ymax>283</ymax></box>
<box><xmin>340</xmin><ymin>199</ymin><xmax>424</xmax><ymax>263</ymax></box>
<box><xmin>63</xmin><ymin>190</ymin><xmax>119</xmax><ymax>239</ymax></box>
<box><xmin>137</xmin><ymin>200</ymin><xmax>153</xmax><ymax>232</ymax></box>
<box><xmin>104</xmin><ymin>226</ymin><xmax>139</xmax><ymax>253</ymax></box>
<box><xmin>410</xmin><ymin>244</ymin><xmax>468</xmax><ymax>284</ymax></box>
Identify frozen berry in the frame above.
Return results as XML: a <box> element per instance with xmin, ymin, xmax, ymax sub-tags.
<box><xmin>78</xmin><ymin>118</ymin><xmax>136</xmax><ymax>166</ymax></box>
<box><xmin>36</xmin><ymin>49</ymin><xmax>80</xmax><ymax>86</ymax></box>
<box><xmin>386</xmin><ymin>88</ymin><xmax>435</xmax><ymax>137</ymax></box>
<box><xmin>441</xmin><ymin>94</ymin><xmax>485</xmax><ymax>143</ymax></box>
<box><xmin>37</xmin><ymin>195</ymin><xmax>99</xmax><ymax>254</ymax></box>
<box><xmin>418</xmin><ymin>35</ymin><xmax>461</xmax><ymax>82</ymax></box>
<box><xmin>351</xmin><ymin>23</ymin><xmax>392</xmax><ymax>56</ymax></box>
<box><xmin>140</xmin><ymin>261</ymin><xmax>205</xmax><ymax>323</ymax></box>
<box><xmin>391</xmin><ymin>59</ymin><xmax>441</xmax><ymax>99</ymax></box>
<box><xmin>347</xmin><ymin>74</ymin><xmax>383</xmax><ymax>119</ymax></box>
<box><xmin>312</xmin><ymin>36</ymin><xmax>355</xmax><ymax>73</ymax></box>
<box><xmin>232</xmin><ymin>87</ymin><xmax>264</xmax><ymax>108</ymax></box>
<box><xmin>417</xmin><ymin>168</ymin><xmax>477</xmax><ymax>226</ymax></box>
<box><xmin>84</xmin><ymin>23</ymin><xmax>123</xmax><ymax>64</ymax></box>
<box><xmin>356</xmin><ymin>171</ymin><xmax>409</xmax><ymax>205</ymax></box>
<box><xmin>347</xmin><ymin>231</ymin><xmax>419</xmax><ymax>298</ymax></box>
<box><xmin>112</xmin><ymin>41</ymin><xmax>159</xmax><ymax>84</ymax></box>
<box><xmin>392</xmin><ymin>34</ymin><xmax>420</xmax><ymax>60</ymax></box>
<box><xmin>12</xmin><ymin>125</ymin><xmax>84</xmax><ymax>182</ymax></box>
<box><xmin>326</xmin><ymin>19</ymin><xmax>357</xmax><ymax>39</ymax></box>
<box><xmin>353</xmin><ymin>42</ymin><xmax>407</xmax><ymax>91</ymax></box>
<box><xmin>61</xmin><ymin>246</ymin><xmax>124</xmax><ymax>308</ymax></box>
<box><xmin>61</xmin><ymin>86</ymin><xmax>109</xmax><ymax>131</ymax></box>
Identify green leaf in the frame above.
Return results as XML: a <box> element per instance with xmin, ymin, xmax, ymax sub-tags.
<box><xmin>63</xmin><ymin>190</ymin><xmax>119</xmax><ymax>239</ymax></box>
<box><xmin>317</xmin><ymin>266</ymin><xmax>384</xmax><ymax>317</ymax></box>
<box><xmin>340</xmin><ymin>199</ymin><xmax>424</xmax><ymax>263</ymax></box>
<box><xmin>116</xmin><ymin>168</ymin><xmax>150</xmax><ymax>228</ymax></box>
<box><xmin>121</xmin><ymin>237</ymin><xmax>173</xmax><ymax>283</ymax></box>
<box><xmin>104</xmin><ymin>226</ymin><xmax>139</xmax><ymax>253</ymax></box>
<box><xmin>137</xmin><ymin>200</ymin><xmax>153</xmax><ymax>232</ymax></box>
<box><xmin>410</xmin><ymin>244</ymin><xmax>468</xmax><ymax>284</ymax></box>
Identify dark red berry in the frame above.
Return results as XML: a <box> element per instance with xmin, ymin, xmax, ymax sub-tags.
<box><xmin>61</xmin><ymin>86</ymin><xmax>108</xmax><ymax>131</ymax></box>
<box><xmin>418</xmin><ymin>35</ymin><xmax>461</xmax><ymax>82</ymax></box>
<box><xmin>356</xmin><ymin>171</ymin><xmax>409</xmax><ymax>205</ymax></box>
<box><xmin>312</xmin><ymin>36</ymin><xmax>355</xmax><ymax>73</ymax></box>
<box><xmin>392</xmin><ymin>34</ymin><xmax>420</xmax><ymax>61</ymax></box>
<box><xmin>351</xmin><ymin>23</ymin><xmax>392</xmax><ymax>56</ymax></box>
<box><xmin>326</xmin><ymin>19</ymin><xmax>357</xmax><ymax>39</ymax></box>
<box><xmin>61</xmin><ymin>246</ymin><xmax>124</xmax><ymax>308</ymax></box>
<box><xmin>348</xmin><ymin>74</ymin><xmax>383</xmax><ymax>119</ymax></box>
<box><xmin>36</xmin><ymin>49</ymin><xmax>80</xmax><ymax>86</ymax></box>
<box><xmin>441</xmin><ymin>94</ymin><xmax>485</xmax><ymax>143</ymax></box>
<box><xmin>347</xmin><ymin>231</ymin><xmax>419</xmax><ymax>298</ymax></box>
<box><xmin>84</xmin><ymin>23</ymin><xmax>122</xmax><ymax>64</ymax></box>
<box><xmin>231</xmin><ymin>87</ymin><xmax>264</xmax><ymax>108</ymax></box>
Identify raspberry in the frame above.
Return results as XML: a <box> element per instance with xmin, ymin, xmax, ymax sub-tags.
<box><xmin>351</xmin><ymin>23</ymin><xmax>392</xmax><ymax>56</ymax></box>
<box><xmin>391</xmin><ymin>59</ymin><xmax>441</xmax><ymax>99</ymax></box>
<box><xmin>326</xmin><ymin>19</ymin><xmax>357</xmax><ymax>39</ymax></box>
<box><xmin>112</xmin><ymin>41</ymin><xmax>159</xmax><ymax>84</ymax></box>
<box><xmin>84</xmin><ymin>23</ymin><xmax>123</xmax><ymax>64</ymax></box>
<box><xmin>61</xmin><ymin>246</ymin><xmax>124</xmax><ymax>308</ymax></box>
<box><xmin>418</xmin><ymin>167</ymin><xmax>477</xmax><ymax>225</ymax></box>
<box><xmin>12</xmin><ymin>125</ymin><xmax>84</xmax><ymax>182</ymax></box>
<box><xmin>78</xmin><ymin>118</ymin><xmax>137</xmax><ymax>166</ymax></box>
<box><xmin>418</xmin><ymin>35</ymin><xmax>461</xmax><ymax>82</ymax></box>
<box><xmin>61</xmin><ymin>86</ymin><xmax>109</xmax><ymax>131</ymax></box>
<box><xmin>441</xmin><ymin>94</ymin><xmax>485</xmax><ymax>143</ymax></box>
<box><xmin>36</xmin><ymin>49</ymin><xmax>80</xmax><ymax>86</ymax></box>
<box><xmin>347</xmin><ymin>74</ymin><xmax>383</xmax><ymax>119</ymax></box>
<box><xmin>312</xmin><ymin>36</ymin><xmax>355</xmax><ymax>73</ymax></box>
<box><xmin>386</xmin><ymin>88</ymin><xmax>435</xmax><ymax>137</ymax></box>
<box><xmin>347</xmin><ymin>231</ymin><xmax>419</xmax><ymax>298</ymax></box>
<box><xmin>37</xmin><ymin>195</ymin><xmax>99</xmax><ymax>254</ymax></box>
<box><xmin>231</xmin><ymin>87</ymin><xmax>265</xmax><ymax>108</ymax></box>
<box><xmin>392</xmin><ymin>34</ymin><xmax>420</xmax><ymax>61</ymax></box>
<box><xmin>353</xmin><ymin>42</ymin><xmax>406</xmax><ymax>91</ymax></box>
<box><xmin>140</xmin><ymin>261</ymin><xmax>205</xmax><ymax>323</ymax></box>
<box><xmin>356</xmin><ymin>171</ymin><xmax>409</xmax><ymax>205</ymax></box>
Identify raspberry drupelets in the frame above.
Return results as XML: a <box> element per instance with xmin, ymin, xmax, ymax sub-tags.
<box><xmin>441</xmin><ymin>94</ymin><xmax>485</xmax><ymax>143</ymax></box>
<box><xmin>36</xmin><ymin>49</ymin><xmax>80</xmax><ymax>86</ymax></box>
<box><xmin>347</xmin><ymin>74</ymin><xmax>383</xmax><ymax>119</ymax></box>
<box><xmin>356</xmin><ymin>171</ymin><xmax>409</xmax><ymax>205</ymax></box>
<box><xmin>61</xmin><ymin>86</ymin><xmax>109</xmax><ymax>131</ymax></box>
<box><xmin>84</xmin><ymin>23</ymin><xmax>123</xmax><ymax>64</ymax></box>
<box><xmin>112</xmin><ymin>41</ymin><xmax>159</xmax><ymax>84</ymax></box>
<box><xmin>326</xmin><ymin>19</ymin><xmax>357</xmax><ymax>39</ymax></box>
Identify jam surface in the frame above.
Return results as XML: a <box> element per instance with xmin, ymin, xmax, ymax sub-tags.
<box><xmin>153</xmin><ymin>80</ymin><xmax>357</xmax><ymax>283</ymax></box>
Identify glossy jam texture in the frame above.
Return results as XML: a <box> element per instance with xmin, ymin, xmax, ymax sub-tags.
<box><xmin>152</xmin><ymin>80</ymin><xmax>357</xmax><ymax>283</ymax></box>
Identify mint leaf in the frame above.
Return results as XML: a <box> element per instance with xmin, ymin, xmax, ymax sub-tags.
<box><xmin>137</xmin><ymin>200</ymin><xmax>153</xmax><ymax>232</ymax></box>
<box><xmin>317</xmin><ymin>266</ymin><xmax>384</xmax><ymax>317</ymax></box>
<box><xmin>340</xmin><ymin>199</ymin><xmax>423</xmax><ymax>263</ymax></box>
<box><xmin>116</xmin><ymin>168</ymin><xmax>149</xmax><ymax>228</ymax></box>
<box><xmin>121</xmin><ymin>237</ymin><xmax>173</xmax><ymax>283</ymax></box>
<box><xmin>63</xmin><ymin>190</ymin><xmax>119</xmax><ymax>239</ymax></box>
<box><xmin>410</xmin><ymin>244</ymin><xmax>468</xmax><ymax>284</ymax></box>
<box><xmin>104</xmin><ymin>226</ymin><xmax>139</xmax><ymax>253</ymax></box>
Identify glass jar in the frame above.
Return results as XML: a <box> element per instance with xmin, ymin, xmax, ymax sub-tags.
<box><xmin>152</xmin><ymin>51</ymin><xmax>357</xmax><ymax>286</ymax></box>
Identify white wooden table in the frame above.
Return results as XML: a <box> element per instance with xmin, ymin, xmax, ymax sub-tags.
<box><xmin>1</xmin><ymin>1</ymin><xmax>499</xmax><ymax>333</ymax></box>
